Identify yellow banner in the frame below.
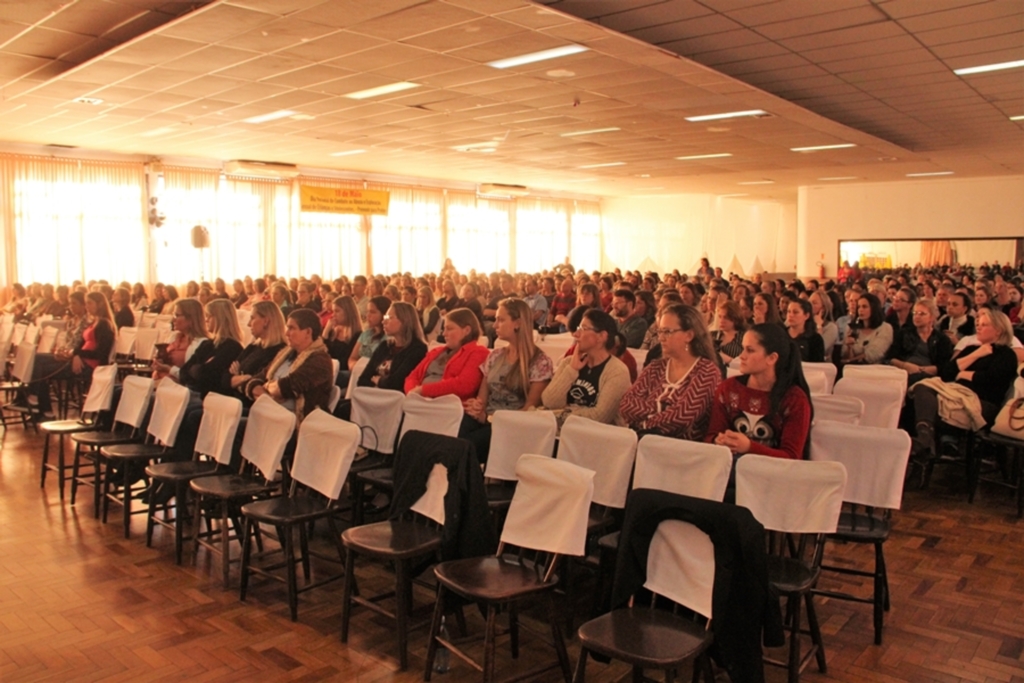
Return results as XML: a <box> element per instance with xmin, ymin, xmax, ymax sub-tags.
<box><xmin>299</xmin><ymin>186</ymin><xmax>390</xmax><ymax>215</ymax></box>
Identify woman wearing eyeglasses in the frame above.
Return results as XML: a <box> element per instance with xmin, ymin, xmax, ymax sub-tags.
<box><xmin>356</xmin><ymin>301</ymin><xmax>427</xmax><ymax>391</ymax></box>
<box><xmin>886</xmin><ymin>299</ymin><xmax>953</xmax><ymax>385</ymax></box>
<box><xmin>619</xmin><ymin>303</ymin><xmax>721</xmax><ymax>440</ymax></box>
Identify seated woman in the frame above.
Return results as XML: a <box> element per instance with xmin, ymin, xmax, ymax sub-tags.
<box><xmin>785</xmin><ymin>298</ymin><xmax>825</xmax><ymax>362</ymax></box>
<box><xmin>546</xmin><ymin>277</ymin><xmax>578</xmax><ymax>332</ymax></box>
<box><xmin>405</xmin><ymin>308</ymin><xmax>490</xmax><ymax>400</ymax></box>
<box><xmin>619</xmin><ymin>304</ymin><xmax>721</xmax><ymax>440</ymax></box>
<box><xmin>244</xmin><ymin>309</ymin><xmax>333</xmax><ymax>424</ymax></box>
<box><xmin>705</xmin><ymin>323</ymin><xmax>812</xmax><ymax>461</ymax></box>
<box><xmin>841</xmin><ymin>293</ymin><xmax>893</xmax><ymax>366</ymax></box>
<box><xmin>435</xmin><ymin>279</ymin><xmax>462</xmax><ymax>314</ymax></box>
<box><xmin>712</xmin><ymin>300</ymin><xmax>746</xmax><ymax>366</ymax></box>
<box><xmin>541</xmin><ymin>309</ymin><xmax>630</xmax><ymax>426</ymax></box>
<box><xmin>461</xmin><ymin>298</ymin><xmax>553</xmax><ymax>461</ymax></box>
<box><xmin>752</xmin><ymin>292</ymin><xmax>782</xmax><ymax>326</ymax></box>
<box><xmin>112</xmin><ymin>286</ymin><xmax>135</xmax><ymax>329</ymax></box>
<box><xmin>151</xmin><ymin>299</ymin><xmax>211</xmax><ymax>383</ymax></box>
<box><xmin>160</xmin><ymin>285</ymin><xmax>180</xmax><ymax>316</ymax></box>
<box><xmin>174</xmin><ymin>299</ymin><xmax>243</xmax><ymax>397</ymax></box>
<box><xmin>322</xmin><ymin>294</ymin><xmax>361</xmax><ymax>384</ymax></box>
<box><xmin>357</xmin><ymin>301</ymin><xmax>428</xmax><ymax>391</ymax></box>
<box><xmin>886</xmin><ymin>299</ymin><xmax>953</xmax><ymax>385</ymax></box>
<box><xmin>147</xmin><ymin>283</ymin><xmax>166</xmax><ymax>316</ymax></box>
<box><xmin>416</xmin><ymin>286</ymin><xmax>441</xmax><ymax>343</ymax></box>
<box><xmin>809</xmin><ymin>290</ymin><xmax>839</xmax><ymax>352</ymax></box>
<box><xmin>909</xmin><ymin>307</ymin><xmax>1018</xmax><ymax>462</ymax></box>
<box><xmin>224</xmin><ymin>300</ymin><xmax>287</xmax><ymax>405</ymax></box>
<box><xmin>348</xmin><ymin>295</ymin><xmax>390</xmax><ymax>371</ymax></box>
<box><xmin>560</xmin><ymin>282</ymin><xmax>601</xmax><ymax>334</ymax></box>
<box><xmin>29</xmin><ymin>291</ymin><xmax>115</xmax><ymax>417</ymax></box>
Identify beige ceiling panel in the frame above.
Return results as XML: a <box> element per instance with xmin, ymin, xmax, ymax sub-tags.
<box><xmin>726</xmin><ymin>0</ymin><xmax>865</xmax><ymax>26</ymax></box>
<box><xmin>444</xmin><ymin>75</ymin><xmax>532</xmax><ymax>95</ymax></box>
<box><xmin>159</xmin><ymin>4</ymin><xmax>278</xmax><ymax>43</ymax></box>
<box><xmin>917</xmin><ymin>16</ymin><xmax>1024</xmax><ymax>48</ymax></box>
<box><xmin>165</xmin><ymin>75</ymin><xmax>248</xmax><ymax>98</ymax></box>
<box><xmin>494</xmin><ymin>5</ymin><xmax>577</xmax><ymax>30</ymax></box>
<box><xmin>692</xmin><ymin>41</ymin><xmax>792</xmax><ymax>67</ymax></box>
<box><xmin>815</xmin><ymin>47</ymin><xmax>933</xmax><ymax>75</ymax></box>
<box><xmin>118</xmin><ymin>67</ymin><xmax>200</xmax><ymax>91</ymax></box>
<box><xmin>776</xmin><ymin>19</ymin><xmax>907</xmax><ymax>52</ymax></box>
<box><xmin>165</xmin><ymin>44</ymin><xmax>259</xmax><ymax>73</ymax></box>
<box><xmin>0</xmin><ymin>52</ymin><xmax>53</xmax><ymax>81</ymax></box>
<box><xmin>329</xmin><ymin>42</ymin><xmax>435</xmax><ymax>73</ymax></box>
<box><xmin>277</xmin><ymin>31</ymin><xmax>384</xmax><ymax>62</ymax></box>
<box><xmin>895</xmin><ymin>1</ymin><xmax>1023</xmax><ymax>31</ymax></box>
<box><xmin>540</xmin><ymin>21</ymin><xmax>615</xmax><ymax>43</ymax></box>
<box><xmin>42</xmin><ymin>0</ymin><xmax>149</xmax><ymax>35</ymax></box>
<box><xmin>5</xmin><ymin>27</ymin><xmax>98</xmax><ymax>60</ymax></box>
<box><xmin>216</xmin><ymin>81</ymin><xmax>292</xmax><ymax>104</ymax></box>
<box><xmin>88</xmin><ymin>83</ymin><xmax>152</xmax><ymax>103</ymax></box>
<box><xmin>840</xmin><ymin>60</ymin><xmax>950</xmax><ymax>85</ymax></box>
<box><xmin>2</xmin><ymin>0</ymin><xmax>75</xmax><ymax>25</ymax></box>
<box><xmin>288</xmin><ymin>0</ymin><xmax>426</xmax><ymax>29</ymax></box>
<box><xmin>219</xmin><ymin>18</ymin><xmax>341</xmax><ymax>52</ymax></box>
<box><xmin>716</xmin><ymin>53</ymin><xmax>814</xmax><ymax>78</ymax></box>
<box><xmin>249</xmin><ymin>89</ymin><xmax>331</xmax><ymax>111</ymax></box>
<box><xmin>226</xmin><ymin>0</ymin><xmax>326</xmax><ymax>14</ymax></box>
<box><xmin>948</xmin><ymin>47</ymin><xmax>1024</xmax><ymax>72</ymax></box>
<box><xmin>401</xmin><ymin>17</ymin><xmax>527</xmax><ymax>52</ymax></box>
<box><xmin>802</xmin><ymin>35</ymin><xmax>924</xmax><ymax>66</ymax></box>
<box><xmin>658</xmin><ymin>28</ymin><xmax>767</xmax><ymax>57</ymax></box>
<box><xmin>448</xmin><ymin>32</ymin><xmax>575</xmax><ymax>64</ymax></box>
<box><xmin>930</xmin><ymin>32</ymin><xmax>1024</xmax><ymax>60</ymax></box>
<box><xmin>19</xmin><ymin>80</ymin><xmax>98</xmax><ymax>102</ymax></box>
<box><xmin>349</xmin><ymin>2</ymin><xmax>484</xmax><ymax>42</ymax></box>
<box><xmin>213</xmin><ymin>54</ymin><xmax>313</xmax><ymax>81</ymax></box>
<box><xmin>755</xmin><ymin>5</ymin><xmax>892</xmax><ymax>40</ymax></box>
<box><xmin>371</xmin><ymin>54</ymin><xmax>476</xmax><ymax>81</ymax></box>
<box><xmin>162</xmin><ymin>98</ymin><xmax>235</xmax><ymax>116</ymax></box>
<box><xmin>49</xmin><ymin>58</ymin><xmax>146</xmax><ymax>87</ymax></box>
<box><xmin>105</xmin><ymin>35</ymin><xmax>204</xmax><ymax>66</ymax></box>
<box><xmin>630</xmin><ymin>14</ymin><xmax>743</xmax><ymax>45</ymax></box>
<box><xmin>263</xmin><ymin>64</ymin><xmax>355</xmax><ymax>88</ymax></box>
<box><xmin>591</xmin><ymin>0</ymin><xmax>714</xmax><ymax>33</ymax></box>
<box><xmin>121</xmin><ymin>90</ymin><xmax>195</xmax><ymax>112</ymax></box>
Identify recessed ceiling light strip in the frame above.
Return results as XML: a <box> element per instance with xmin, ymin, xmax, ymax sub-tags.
<box><xmin>790</xmin><ymin>143</ymin><xmax>856</xmax><ymax>152</ymax></box>
<box><xmin>343</xmin><ymin>82</ymin><xmax>419</xmax><ymax>100</ymax></box>
<box><xmin>685</xmin><ymin>109</ymin><xmax>767</xmax><ymax>122</ymax></box>
<box><xmin>488</xmin><ymin>45</ymin><xmax>587</xmax><ymax>69</ymax></box>
<box><xmin>953</xmin><ymin>59</ymin><xmax>1024</xmax><ymax>76</ymax></box>
<box><xmin>675</xmin><ymin>153</ymin><xmax>732</xmax><ymax>160</ymax></box>
<box><xmin>560</xmin><ymin>127</ymin><xmax>620</xmax><ymax>137</ymax></box>
<box><xmin>906</xmin><ymin>171</ymin><xmax>954</xmax><ymax>177</ymax></box>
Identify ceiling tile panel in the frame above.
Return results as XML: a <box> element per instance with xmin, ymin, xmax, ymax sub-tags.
<box><xmin>630</xmin><ymin>14</ymin><xmax>744</xmax><ymax>44</ymax></box>
<box><xmin>159</xmin><ymin>4</ymin><xmax>278</xmax><ymax>42</ymax></box>
<box><xmin>349</xmin><ymin>3</ymin><xmax>484</xmax><ymax>41</ymax></box>
<box><xmin>401</xmin><ymin>17</ymin><xmax>526</xmax><ymax>51</ymax></box>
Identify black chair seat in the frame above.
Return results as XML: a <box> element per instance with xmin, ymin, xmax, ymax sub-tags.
<box><xmin>101</xmin><ymin>443</ymin><xmax>166</xmax><ymax>460</ymax></box>
<box><xmin>577</xmin><ymin>607</ymin><xmax>711</xmax><ymax>668</ymax></box>
<box><xmin>434</xmin><ymin>555</ymin><xmax>556</xmax><ymax>602</ymax></box>
<box><xmin>72</xmin><ymin>431</ymin><xmax>137</xmax><ymax>447</ymax></box>
<box><xmin>40</xmin><ymin>420</ymin><xmax>95</xmax><ymax>434</ymax></box>
<box><xmin>146</xmin><ymin>461</ymin><xmax>219</xmax><ymax>481</ymax></box>
<box><xmin>597</xmin><ymin>530</ymin><xmax>619</xmax><ymax>552</ymax></box>
<box><xmin>241</xmin><ymin>496</ymin><xmax>333</xmax><ymax>524</ymax></box>
<box><xmin>356</xmin><ymin>466</ymin><xmax>393</xmax><ymax>488</ymax></box>
<box><xmin>349</xmin><ymin>451</ymin><xmax>392</xmax><ymax>474</ymax></box>
<box><xmin>768</xmin><ymin>555</ymin><xmax>819</xmax><ymax>594</ymax></box>
<box><xmin>342</xmin><ymin>519</ymin><xmax>441</xmax><ymax>560</ymax></box>
<box><xmin>485</xmin><ymin>481</ymin><xmax>515</xmax><ymax>508</ymax></box>
<box><xmin>831</xmin><ymin>511</ymin><xmax>890</xmax><ymax>543</ymax></box>
<box><xmin>190</xmin><ymin>474</ymin><xmax>275</xmax><ymax>499</ymax></box>
<box><xmin>982</xmin><ymin>432</ymin><xmax>1024</xmax><ymax>449</ymax></box>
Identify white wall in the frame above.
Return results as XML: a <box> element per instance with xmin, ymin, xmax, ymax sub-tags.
<box><xmin>797</xmin><ymin>176</ymin><xmax>1024</xmax><ymax>277</ymax></box>
<box><xmin>600</xmin><ymin>194</ymin><xmax>797</xmax><ymax>276</ymax></box>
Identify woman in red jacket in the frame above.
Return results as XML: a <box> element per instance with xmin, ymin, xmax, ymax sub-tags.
<box><xmin>405</xmin><ymin>308</ymin><xmax>490</xmax><ymax>401</ymax></box>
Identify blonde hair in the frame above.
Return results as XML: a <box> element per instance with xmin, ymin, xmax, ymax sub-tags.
<box><xmin>251</xmin><ymin>300</ymin><xmax>286</xmax><ymax>347</ymax></box>
<box><xmin>331</xmin><ymin>295</ymin><xmax>362</xmax><ymax>337</ymax></box>
<box><xmin>499</xmin><ymin>298</ymin><xmax>540</xmax><ymax>394</ymax></box>
<box><xmin>205</xmin><ymin>299</ymin><xmax>242</xmax><ymax>346</ymax></box>
<box><xmin>978</xmin><ymin>307</ymin><xmax>1015</xmax><ymax>346</ymax></box>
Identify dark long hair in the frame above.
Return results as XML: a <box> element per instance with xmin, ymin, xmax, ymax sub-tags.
<box><xmin>787</xmin><ymin>298</ymin><xmax>817</xmax><ymax>337</ymax></box>
<box><xmin>746</xmin><ymin>322</ymin><xmax>813</xmax><ymax>457</ymax></box>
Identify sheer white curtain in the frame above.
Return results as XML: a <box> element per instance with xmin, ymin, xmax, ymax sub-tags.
<box><xmin>570</xmin><ymin>201</ymin><xmax>601</xmax><ymax>272</ymax></box>
<box><xmin>446</xmin><ymin>192</ymin><xmax>511</xmax><ymax>273</ymax></box>
<box><xmin>0</xmin><ymin>155</ymin><xmax>146</xmax><ymax>286</ymax></box>
<box><xmin>280</xmin><ymin>177</ymin><xmax>365</xmax><ymax>280</ymax></box>
<box><xmin>516</xmin><ymin>198</ymin><xmax>569</xmax><ymax>273</ymax></box>
<box><xmin>369</xmin><ymin>186</ymin><xmax>443</xmax><ymax>275</ymax></box>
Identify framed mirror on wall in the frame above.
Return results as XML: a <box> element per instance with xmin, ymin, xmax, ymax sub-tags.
<box><xmin>838</xmin><ymin>238</ymin><xmax>1023</xmax><ymax>271</ymax></box>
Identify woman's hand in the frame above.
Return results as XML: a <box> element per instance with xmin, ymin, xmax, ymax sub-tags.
<box><xmin>569</xmin><ymin>344</ymin><xmax>587</xmax><ymax>372</ymax></box>
<box><xmin>973</xmin><ymin>343</ymin><xmax>994</xmax><ymax>359</ymax></box>
<box><xmin>714</xmin><ymin>430</ymin><xmax>751</xmax><ymax>456</ymax></box>
<box><xmin>463</xmin><ymin>397</ymin><xmax>487</xmax><ymax>423</ymax></box>
<box><xmin>228</xmin><ymin>360</ymin><xmax>240</xmax><ymax>375</ymax></box>
<box><xmin>230</xmin><ymin>374</ymin><xmax>250</xmax><ymax>389</ymax></box>
<box><xmin>265</xmin><ymin>381</ymin><xmax>282</xmax><ymax>399</ymax></box>
<box><xmin>152</xmin><ymin>361</ymin><xmax>170</xmax><ymax>374</ymax></box>
<box><xmin>251</xmin><ymin>385</ymin><xmax>267</xmax><ymax>399</ymax></box>
<box><xmin>70</xmin><ymin>355</ymin><xmax>84</xmax><ymax>375</ymax></box>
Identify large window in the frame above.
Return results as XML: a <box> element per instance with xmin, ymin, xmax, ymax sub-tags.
<box><xmin>516</xmin><ymin>198</ymin><xmax>569</xmax><ymax>273</ymax></box>
<box><xmin>282</xmin><ymin>178</ymin><xmax>366</xmax><ymax>280</ymax></box>
<box><xmin>369</xmin><ymin>187</ymin><xmax>443</xmax><ymax>275</ymax></box>
<box><xmin>446</xmin><ymin>193</ymin><xmax>511</xmax><ymax>274</ymax></box>
<box><xmin>570</xmin><ymin>201</ymin><xmax>602</xmax><ymax>272</ymax></box>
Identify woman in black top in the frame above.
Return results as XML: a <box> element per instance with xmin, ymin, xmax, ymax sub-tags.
<box><xmin>225</xmin><ymin>300</ymin><xmax>287</xmax><ymax>403</ymax></box>
<box><xmin>784</xmin><ymin>298</ymin><xmax>825</xmax><ymax>362</ymax></box>
<box><xmin>886</xmin><ymin>299</ymin><xmax>953</xmax><ymax>386</ymax></box>
<box><xmin>358</xmin><ymin>301</ymin><xmax>427</xmax><ymax>391</ymax></box>
<box><xmin>177</xmin><ymin>299</ymin><xmax>243</xmax><ymax>398</ymax></box>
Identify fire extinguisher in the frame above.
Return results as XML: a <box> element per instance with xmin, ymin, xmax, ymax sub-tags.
<box><xmin>816</xmin><ymin>261</ymin><xmax>825</xmax><ymax>279</ymax></box>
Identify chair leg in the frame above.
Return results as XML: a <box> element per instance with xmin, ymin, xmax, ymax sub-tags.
<box><xmin>57</xmin><ymin>436</ymin><xmax>66</xmax><ymax>501</ymax></box>
<box><xmin>299</xmin><ymin>524</ymin><xmax>311</xmax><ymax>582</ymax></box>
<box><xmin>572</xmin><ymin>647</ymin><xmax>588</xmax><ymax>683</ymax></box>
<box><xmin>70</xmin><ymin>443</ymin><xmax>81</xmax><ymax>505</ymax></box>
<box><xmin>240</xmin><ymin>518</ymin><xmax>254</xmax><ymax>602</ymax></box>
<box><xmin>340</xmin><ymin>547</ymin><xmax>356</xmax><ymax>644</ymax></box>
<box><xmin>873</xmin><ymin>542</ymin><xmax>886</xmax><ymax>644</ymax></box>
<box><xmin>483</xmin><ymin>603</ymin><xmax>498</xmax><ymax>683</ymax></box>
<box><xmin>191</xmin><ymin>493</ymin><xmax>204</xmax><ymax>563</ymax></box>
<box><xmin>220</xmin><ymin>503</ymin><xmax>231</xmax><ymax>589</ymax></box>
<box><xmin>549</xmin><ymin>593</ymin><xmax>572</xmax><ymax>683</ymax></box>
<box><xmin>805</xmin><ymin>592</ymin><xmax>827</xmax><ymax>674</ymax></box>
<box><xmin>423</xmin><ymin>584</ymin><xmax>446</xmax><ymax>681</ymax></box>
<box><xmin>786</xmin><ymin>594</ymin><xmax>801</xmax><ymax>683</ymax></box>
<box><xmin>93</xmin><ymin>453</ymin><xmax>103</xmax><ymax>519</ymax></box>
<box><xmin>665</xmin><ymin>667</ymin><xmax>675</xmax><ymax>683</ymax></box>
<box><xmin>40</xmin><ymin>432</ymin><xmax>50</xmax><ymax>489</ymax></box>
<box><xmin>395</xmin><ymin>559</ymin><xmax>410</xmax><ymax>671</ymax></box>
<box><xmin>701</xmin><ymin>652</ymin><xmax>715</xmax><ymax>683</ymax></box>
<box><xmin>509</xmin><ymin>601</ymin><xmax>519</xmax><ymax>659</ymax></box>
<box><xmin>284</xmin><ymin>524</ymin><xmax>299</xmax><ymax>622</ymax></box>
<box><xmin>122</xmin><ymin>463</ymin><xmax>133</xmax><ymax>539</ymax></box>
<box><xmin>631</xmin><ymin>666</ymin><xmax>644</xmax><ymax>683</ymax></box>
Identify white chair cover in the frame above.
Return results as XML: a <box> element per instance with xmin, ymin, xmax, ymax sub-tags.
<box><xmin>484</xmin><ymin>410</ymin><xmax>558</xmax><ymax>481</ymax></box>
<box><xmin>557</xmin><ymin>415</ymin><xmax>638</xmax><ymax>508</ymax></box>
<box><xmin>812</xmin><ymin>394</ymin><xmax>865</xmax><ymax>425</ymax></box>
<box><xmin>134</xmin><ymin>328</ymin><xmax>160</xmax><ymax>361</ymax></box>
<box><xmin>116</xmin><ymin>376</ymin><xmax>155</xmax><ymax>429</ymax></box>
<box><xmin>627</xmin><ymin>348</ymin><xmax>648</xmax><ymax>366</ymax></box>
<box><xmin>802</xmin><ymin>362</ymin><xmax>838</xmax><ymax>393</ymax></box>
<box><xmin>10</xmin><ymin>342</ymin><xmax>36</xmax><ymax>382</ymax></box>
<box><xmin>24</xmin><ymin>324</ymin><xmax>40</xmax><ymax>345</ymax></box>
<box><xmin>138</xmin><ymin>312</ymin><xmax>158</xmax><ymax>328</ymax></box>
<box><xmin>114</xmin><ymin>327</ymin><xmax>137</xmax><ymax>356</ymax></box>
<box><xmin>811</xmin><ymin>420</ymin><xmax>911</xmax><ymax>510</ymax></box>
<box><xmin>409</xmin><ymin>462</ymin><xmax>449</xmax><ymax>525</ymax></box>
<box><xmin>331</xmin><ymin>358</ymin><xmax>341</xmax><ymax>383</ymax></box>
<box><xmin>804</xmin><ymin>369</ymin><xmax>829</xmax><ymax>396</ymax></box>
<box><xmin>834</xmin><ymin>377</ymin><xmax>903</xmax><ymax>430</ymax></box>
<box><xmin>493</xmin><ymin>339</ymin><xmax>510</xmax><ymax>350</ymax></box>
<box><xmin>645</xmin><ymin>520</ymin><xmax>716</xmax><ymax>619</ymax></box>
<box><xmin>501</xmin><ymin>455</ymin><xmax>595</xmax><ymax>557</ymax></box>
<box><xmin>726</xmin><ymin>365</ymin><xmax>743</xmax><ymax>378</ymax></box>
<box><xmin>240</xmin><ymin>394</ymin><xmax>297</xmax><ymax>480</ymax></box>
<box><xmin>81</xmin><ymin>365</ymin><xmax>118</xmax><ymax>414</ymax></box>
<box><xmin>843</xmin><ymin>364</ymin><xmax>908</xmax><ymax>395</ymax></box>
<box><xmin>291</xmin><ymin>408</ymin><xmax>361</xmax><ymax>500</ymax></box>
<box><xmin>477</xmin><ymin>335</ymin><xmax>489</xmax><ymax>348</ymax></box>
<box><xmin>194</xmin><ymin>393</ymin><xmax>243</xmax><ymax>466</ymax></box>
<box><xmin>634</xmin><ymin>435</ymin><xmax>732</xmax><ymax>501</ymax></box>
<box><xmin>535</xmin><ymin>333</ymin><xmax>573</xmax><ymax>360</ymax></box>
<box><xmin>36</xmin><ymin>326</ymin><xmax>59</xmax><ymax>354</ymax></box>
<box><xmin>146</xmin><ymin>381</ymin><xmax>192</xmax><ymax>448</ymax></box>
<box><xmin>346</xmin><ymin>356</ymin><xmax>370</xmax><ymax>399</ymax></box>
<box><xmin>349</xmin><ymin>387</ymin><xmax>405</xmax><ymax>454</ymax></box>
<box><xmin>11</xmin><ymin>323</ymin><xmax>27</xmax><ymax>348</ymax></box>
<box><xmin>735</xmin><ymin>454</ymin><xmax>846</xmax><ymax>534</ymax></box>
<box><xmin>328</xmin><ymin>385</ymin><xmax>342</xmax><ymax>413</ymax></box>
<box><xmin>400</xmin><ymin>393</ymin><xmax>463</xmax><ymax>439</ymax></box>
<box><xmin>0</xmin><ymin>321</ymin><xmax>14</xmax><ymax>358</ymax></box>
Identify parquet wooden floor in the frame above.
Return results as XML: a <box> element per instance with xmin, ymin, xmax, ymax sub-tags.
<box><xmin>2</xmin><ymin>423</ymin><xmax>1024</xmax><ymax>683</ymax></box>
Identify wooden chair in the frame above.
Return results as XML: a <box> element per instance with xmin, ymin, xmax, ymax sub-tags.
<box><xmin>424</xmin><ymin>455</ymin><xmax>595</xmax><ymax>683</ymax></box>
<box><xmin>810</xmin><ymin>421</ymin><xmax>911</xmax><ymax>645</ymax></box>
<box><xmin>0</xmin><ymin>341</ymin><xmax>38</xmax><ymax>431</ymax></box>
<box><xmin>240</xmin><ymin>409</ymin><xmax>360</xmax><ymax>620</ymax></box>
<box><xmin>482</xmin><ymin>409</ymin><xmax>558</xmax><ymax>516</ymax></box>
<box><xmin>735</xmin><ymin>455</ymin><xmax>847</xmax><ymax>683</ymax></box>
<box><xmin>145</xmin><ymin>393</ymin><xmax>243</xmax><ymax>564</ymax></box>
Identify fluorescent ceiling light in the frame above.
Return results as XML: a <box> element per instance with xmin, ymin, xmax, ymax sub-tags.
<box><xmin>718</xmin><ymin>193</ymin><xmax>748</xmax><ymax>198</ymax></box>
<box><xmin>560</xmin><ymin>127</ymin><xmax>620</xmax><ymax>137</ymax></box>
<box><xmin>329</xmin><ymin>149</ymin><xmax>366</xmax><ymax>157</ymax></box>
<box><xmin>906</xmin><ymin>171</ymin><xmax>954</xmax><ymax>177</ymax></box>
<box><xmin>578</xmin><ymin>162</ymin><xmax>625</xmax><ymax>169</ymax></box>
<box><xmin>1011</xmin><ymin>115</ymin><xmax>1024</xmax><ymax>121</ymax></box>
<box><xmin>790</xmin><ymin>143</ymin><xmax>856</xmax><ymax>152</ymax></box>
<box><xmin>685</xmin><ymin>109</ymin><xmax>767</xmax><ymax>122</ymax></box>
<box><xmin>488</xmin><ymin>44</ymin><xmax>587</xmax><ymax>69</ymax></box>
<box><xmin>290</xmin><ymin>113</ymin><xmax>316</xmax><ymax>121</ymax></box>
<box><xmin>953</xmin><ymin>59</ymin><xmax>1024</xmax><ymax>76</ymax></box>
<box><xmin>737</xmin><ymin>180</ymin><xmax>774</xmax><ymax>185</ymax></box>
<box><xmin>343</xmin><ymin>82</ymin><xmax>419</xmax><ymax>100</ymax></box>
<box><xmin>242</xmin><ymin>109</ymin><xmax>296</xmax><ymax>124</ymax></box>
<box><xmin>676</xmin><ymin>153</ymin><xmax>732</xmax><ymax>160</ymax></box>
<box><xmin>818</xmin><ymin>176</ymin><xmax>858</xmax><ymax>181</ymax></box>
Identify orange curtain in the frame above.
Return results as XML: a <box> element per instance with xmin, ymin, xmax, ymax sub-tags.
<box><xmin>920</xmin><ymin>240</ymin><xmax>953</xmax><ymax>267</ymax></box>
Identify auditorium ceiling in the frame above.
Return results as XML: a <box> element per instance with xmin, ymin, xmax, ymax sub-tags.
<box><xmin>0</xmin><ymin>0</ymin><xmax>1021</xmax><ymax>199</ymax></box>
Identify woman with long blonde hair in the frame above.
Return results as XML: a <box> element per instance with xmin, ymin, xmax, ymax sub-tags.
<box><xmin>226</xmin><ymin>300</ymin><xmax>287</xmax><ymax>402</ymax></box>
<box><xmin>461</xmin><ymin>298</ymin><xmax>553</xmax><ymax>462</ymax></box>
